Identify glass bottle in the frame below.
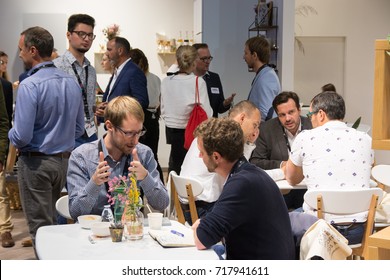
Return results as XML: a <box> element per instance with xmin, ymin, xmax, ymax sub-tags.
<box><xmin>101</xmin><ymin>205</ymin><xmax>114</xmax><ymax>223</ymax></box>
<box><xmin>183</xmin><ymin>31</ymin><xmax>189</xmax><ymax>46</ymax></box>
<box><xmin>177</xmin><ymin>31</ymin><xmax>183</xmax><ymax>47</ymax></box>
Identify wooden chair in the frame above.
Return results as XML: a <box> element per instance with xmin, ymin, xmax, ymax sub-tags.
<box><xmin>371</xmin><ymin>165</ymin><xmax>390</xmax><ymax>230</ymax></box>
<box><xmin>55</xmin><ymin>195</ymin><xmax>73</xmax><ymax>223</ymax></box>
<box><xmin>169</xmin><ymin>171</ymin><xmax>203</xmax><ymax>225</ymax></box>
<box><xmin>304</xmin><ymin>188</ymin><xmax>383</xmax><ymax>259</ymax></box>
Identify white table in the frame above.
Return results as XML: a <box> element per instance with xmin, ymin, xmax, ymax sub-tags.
<box><xmin>36</xmin><ymin>220</ymin><xmax>218</xmax><ymax>260</ymax></box>
<box><xmin>275</xmin><ymin>179</ymin><xmax>377</xmax><ymax>190</ymax></box>
<box><xmin>276</xmin><ymin>179</ymin><xmax>307</xmax><ymax>190</ymax></box>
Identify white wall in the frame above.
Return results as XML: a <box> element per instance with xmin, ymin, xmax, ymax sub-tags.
<box><xmin>201</xmin><ymin>0</ymin><xmax>295</xmax><ymax>107</ymax></box>
<box><xmin>0</xmin><ymin>0</ymin><xmax>195</xmax><ymax>168</ymax></box>
<box><xmin>294</xmin><ymin>0</ymin><xmax>390</xmax><ymax>164</ymax></box>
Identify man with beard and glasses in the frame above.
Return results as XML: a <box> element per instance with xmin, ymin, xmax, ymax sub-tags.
<box><xmin>67</xmin><ymin>96</ymin><xmax>169</xmax><ymax>220</ymax></box>
<box><xmin>54</xmin><ymin>14</ymin><xmax>98</xmax><ymax>148</ymax></box>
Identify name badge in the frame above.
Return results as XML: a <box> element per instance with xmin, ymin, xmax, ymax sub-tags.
<box><xmin>211</xmin><ymin>87</ymin><xmax>220</xmax><ymax>94</ymax></box>
<box><xmin>85</xmin><ymin>118</ymin><xmax>97</xmax><ymax>137</ymax></box>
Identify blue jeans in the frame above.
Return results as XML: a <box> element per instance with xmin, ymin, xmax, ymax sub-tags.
<box><xmin>331</xmin><ymin>223</ymin><xmax>365</xmax><ymax>245</ymax></box>
<box><xmin>182</xmin><ymin>202</ymin><xmax>215</xmax><ymax>225</ymax></box>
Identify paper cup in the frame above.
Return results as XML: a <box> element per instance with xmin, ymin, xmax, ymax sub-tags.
<box><xmin>148</xmin><ymin>213</ymin><xmax>163</xmax><ymax>230</ymax></box>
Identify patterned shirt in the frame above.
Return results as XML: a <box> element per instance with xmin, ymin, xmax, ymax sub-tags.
<box><xmin>290</xmin><ymin>121</ymin><xmax>374</xmax><ymax>190</ymax></box>
<box><xmin>290</xmin><ymin>121</ymin><xmax>374</xmax><ymax>222</ymax></box>
<box><xmin>67</xmin><ymin>138</ymin><xmax>169</xmax><ymax>219</ymax></box>
<box><xmin>53</xmin><ymin>50</ymin><xmax>96</xmax><ymax>124</ymax></box>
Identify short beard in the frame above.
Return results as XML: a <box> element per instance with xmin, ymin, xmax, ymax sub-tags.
<box><xmin>206</xmin><ymin>159</ymin><xmax>218</xmax><ymax>173</ymax></box>
<box><xmin>75</xmin><ymin>47</ymin><xmax>89</xmax><ymax>54</ymax></box>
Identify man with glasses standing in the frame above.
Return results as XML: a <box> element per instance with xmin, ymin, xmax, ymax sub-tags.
<box><xmin>67</xmin><ymin>96</ymin><xmax>169</xmax><ymax>220</ymax></box>
<box><xmin>192</xmin><ymin>43</ymin><xmax>235</xmax><ymax>118</ymax></box>
<box><xmin>54</xmin><ymin>14</ymin><xmax>98</xmax><ymax>147</ymax></box>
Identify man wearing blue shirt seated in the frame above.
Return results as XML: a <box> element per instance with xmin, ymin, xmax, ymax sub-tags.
<box><xmin>67</xmin><ymin>96</ymin><xmax>169</xmax><ymax>220</ymax></box>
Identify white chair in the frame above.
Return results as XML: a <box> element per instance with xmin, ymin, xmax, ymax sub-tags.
<box><xmin>55</xmin><ymin>195</ymin><xmax>72</xmax><ymax>221</ymax></box>
<box><xmin>371</xmin><ymin>164</ymin><xmax>390</xmax><ymax>187</ymax></box>
<box><xmin>371</xmin><ymin>165</ymin><xmax>390</xmax><ymax>229</ymax></box>
<box><xmin>304</xmin><ymin>188</ymin><xmax>383</xmax><ymax>259</ymax></box>
<box><xmin>169</xmin><ymin>171</ymin><xmax>203</xmax><ymax>225</ymax></box>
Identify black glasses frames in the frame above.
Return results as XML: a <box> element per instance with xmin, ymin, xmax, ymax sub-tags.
<box><xmin>71</xmin><ymin>30</ymin><xmax>96</xmax><ymax>40</ymax></box>
<box><xmin>199</xmin><ymin>56</ymin><xmax>213</xmax><ymax>62</ymax></box>
<box><xmin>115</xmin><ymin>126</ymin><xmax>147</xmax><ymax>138</ymax></box>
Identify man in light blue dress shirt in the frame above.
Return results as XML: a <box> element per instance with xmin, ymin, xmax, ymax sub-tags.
<box><xmin>8</xmin><ymin>26</ymin><xmax>85</xmax><ymax>247</ymax></box>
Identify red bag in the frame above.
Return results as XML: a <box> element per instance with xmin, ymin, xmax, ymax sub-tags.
<box><xmin>184</xmin><ymin>77</ymin><xmax>208</xmax><ymax>150</ymax></box>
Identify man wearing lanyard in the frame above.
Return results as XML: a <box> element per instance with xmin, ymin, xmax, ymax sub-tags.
<box><xmin>244</xmin><ymin>36</ymin><xmax>280</xmax><ymax>122</ymax></box>
<box><xmin>67</xmin><ymin>96</ymin><xmax>168</xmax><ymax>220</ymax></box>
<box><xmin>54</xmin><ymin>14</ymin><xmax>98</xmax><ymax>147</ymax></box>
<box><xmin>250</xmin><ymin>91</ymin><xmax>312</xmax><ymax>209</ymax></box>
<box><xmin>8</xmin><ymin>26</ymin><xmax>84</xmax><ymax>247</ymax></box>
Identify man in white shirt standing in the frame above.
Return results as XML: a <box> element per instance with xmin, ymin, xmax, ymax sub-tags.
<box><xmin>286</xmin><ymin>91</ymin><xmax>374</xmax><ymax>245</ymax></box>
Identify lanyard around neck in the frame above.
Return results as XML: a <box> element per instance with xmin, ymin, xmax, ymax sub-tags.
<box><xmin>71</xmin><ymin>63</ymin><xmax>90</xmax><ymax>120</ymax></box>
<box><xmin>29</xmin><ymin>63</ymin><xmax>56</xmax><ymax>76</ymax></box>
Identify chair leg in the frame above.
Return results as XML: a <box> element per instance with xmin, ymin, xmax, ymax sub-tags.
<box><xmin>186</xmin><ymin>184</ymin><xmax>199</xmax><ymax>225</ymax></box>
<box><xmin>171</xmin><ymin>180</ymin><xmax>185</xmax><ymax>224</ymax></box>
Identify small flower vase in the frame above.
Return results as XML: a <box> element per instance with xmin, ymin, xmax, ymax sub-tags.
<box><xmin>109</xmin><ymin>226</ymin><xmax>124</xmax><ymax>242</ymax></box>
<box><xmin>114</xmin><ymin>200</ymin><xmax>125</xmax><ymax>224</ymax></box>
<box><xmin>122</xmin><ymin>206</ymin><xmax>144</xmax><ymax>240</ymax></box>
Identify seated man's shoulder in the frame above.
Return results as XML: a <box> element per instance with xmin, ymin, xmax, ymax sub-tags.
<box><xmin>135</xmin><ymin>142</ymin><xmax>154</xmax><ymax>158</ymax></box>
<box><xmin>261</xmin><ymin>117</ymin><xmax>280</xmax><ymax>131</ymax></box>
<box><xmin>301</xmin><ymin>116</ymin><xmax>313</xmax><ymax>129</ymax></box>
<box><xmin>72</xmin><ymin>141</ymin><xmax>98</xmax><ymax>156</ymax></box>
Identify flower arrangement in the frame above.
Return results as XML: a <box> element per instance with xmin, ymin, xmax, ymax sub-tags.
<box><xmin>106</xmin><ymin>172</ymin><xmax>142</xmax><ymax>228</ymax></box>
<box><xmin>102</xmin><ymin>24</ymin><xmax>120</xmax><ymax>40</ymax></box>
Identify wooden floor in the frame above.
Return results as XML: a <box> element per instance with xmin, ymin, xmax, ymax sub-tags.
<box><xmin>0</xmin><ymin>210</ymin><xmax>36</xmax><ymax>260</ymax></box>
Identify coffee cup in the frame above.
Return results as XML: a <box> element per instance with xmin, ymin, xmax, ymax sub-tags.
<box><xmin>147</xmin><ymin>212</ymin><xmax>163</xmax><ymax>230</ymax></box>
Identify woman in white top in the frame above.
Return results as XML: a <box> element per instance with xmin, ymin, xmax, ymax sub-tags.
<box><xmin>161</xmin><ymin>45</ymin><xmax>212</xmax><ymax>174</ymax></box>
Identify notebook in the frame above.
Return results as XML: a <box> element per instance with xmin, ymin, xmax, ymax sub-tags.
<box><xmin>149</xmin><ymin>227</ymin><xmax>195</xmax><ymax>248</ymax></box>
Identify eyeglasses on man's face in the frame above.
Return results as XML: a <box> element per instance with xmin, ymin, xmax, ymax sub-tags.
<box><xmin>0</xmin><ymin>60</ymin><xmax>7</xmax><ymax>65</ymax></box>
<box><xmin>115</xmin><ymin>126</ymin><xmax>147</xmax><ymax>138</ymax></box>
<box><xmin>306</xmin><ymin>110</ymin><xmax>319</xmax><ymax>120</ymax></box>
<box><xmin>199</xmin><ymin>56</ymin><xmax>213</xmax><ymax>62</ymax></box>
<box><xmin>71</xmin><ymin>30</ymin><xmax>96</xmax><ymax>40</ymax></box>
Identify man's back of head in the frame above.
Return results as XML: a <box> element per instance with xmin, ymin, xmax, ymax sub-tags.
<box><xmin>310</xmin><ymin>91</ymin><xmax>345</xmax><ymax>125</ymax></box>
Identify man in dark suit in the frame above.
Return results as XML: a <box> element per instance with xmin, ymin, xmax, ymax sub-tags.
<box><xmin>192</xmin><ymin>43</ymin><xmax>235</xmax><ymax>118</ymax></box>
<box><xmin>102</xmin><ymin>37</ymin><xmax>148</xmax><ymax>108</ymax></box>
<box><xmin>250</xmin><ymin>91</ymin><xmax>312</xmax><ymax>209</ymax></box>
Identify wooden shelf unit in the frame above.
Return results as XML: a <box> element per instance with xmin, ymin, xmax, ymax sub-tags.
<box><xmin>372</xmin><ymin>39</ymin><xmax>390</xmax><ymax>150</ymax></box>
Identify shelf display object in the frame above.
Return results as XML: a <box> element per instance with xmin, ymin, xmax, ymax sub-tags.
<box><xmin>248</xmin><ymin>3</ymin><xmax>278</xmax><ymax>71</ymax></box>
<box><xmin>372</xmin><ymin>39</ymin><xmax>390</xmax><ymax>150</ymax></box>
